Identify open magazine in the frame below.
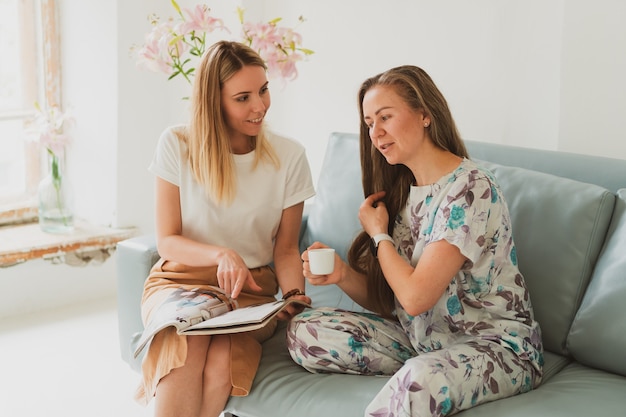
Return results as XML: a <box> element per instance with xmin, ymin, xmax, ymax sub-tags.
<box><xmin>134</xmin><ymin>287</ymin><xmax>309</xmax><ymax>358</ymax></box>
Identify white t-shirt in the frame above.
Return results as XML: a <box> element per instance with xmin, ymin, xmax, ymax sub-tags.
<box><xmin>149</xmin><ymin>126</ymin><xmax>315</xmax><ymax>268</ymax></box>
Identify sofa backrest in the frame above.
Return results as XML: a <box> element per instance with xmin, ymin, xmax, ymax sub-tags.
<box><xmin>567</xmin><ymin>189</ymin><xmax>626</xmax><ymax>376</ymax></box>
<box><xmin>465</xmin><ymin>140</ymin><xmax>626</xmax><ymax>356</ymax></box>
<box><xmin>475</xmin><ymin>160</ymin><xmax>614</xmax><ymax>356</ymax></box>
<box><xmin>465</xmin><ymin>140</ymin><xmax>626</xmax><ymax>193</ymax></box>
<box><xmin>300</xmin><ymin>132</ymin><xmax>366</xmax><ymax>310</ymax></box>
<box><xmin>301</xmin><ymin>133</ymin><xmax>623</xmax><ymax>359</ymax></box>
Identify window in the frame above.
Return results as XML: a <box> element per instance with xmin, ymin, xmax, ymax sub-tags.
<box><xmin>0</xmin><ymin>1</ymin><xmax>137</xmax><ymax>266</ymax></box>
<box><xmin>0</xmin><ymin>0</ymin><xmax>59</xmax><ymax>223</ymax></box>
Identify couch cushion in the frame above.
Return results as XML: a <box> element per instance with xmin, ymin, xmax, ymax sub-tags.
<box><xmin>567</xmin><ymin>189</ymin><xmax>626</xmax><ymax>375</ymax></box>
<box><xmin>477</xmin><ymin>161</ymin><xmax>615</xmax><ymax>356</ymax></box>
<box><xmin>466</xmin><ymin>140</ymin><xmax>626</xmax><ymax>193</ymax></box>
<box><xmin>300</xmin><ymin>132</ymin><xmax>365</xmax><ymax>310</ymax></box>
<box><xmin>455</xmin><ymin>362</ymin><xmax>626</xmax><ymax>417</ymax></box>
<box><xmin>226</xmin><ymin>323</ymin><xmax>389</xmax><ymax>417</ymax></box>
<box><xmin>300</xmin><ymin>132</ymin><xmax>362</xmax><ymax>260</ymax></box>
<box><xmin>225</xmin><ymin>325</ymin><xmax>571</xmax><ymax>417</ymax></box>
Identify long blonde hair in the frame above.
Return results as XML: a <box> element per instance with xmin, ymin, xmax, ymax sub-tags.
<box><xmin>181</xmin><ymin>40</ymin><xmax>279</xmax><ymax>204</ymax></box>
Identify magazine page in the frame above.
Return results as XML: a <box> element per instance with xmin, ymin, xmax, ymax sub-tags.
<box><xmin>182</xmin><ymin>298</ymin><xmax>310</xmax><ymax>335</ymax></box>
<box><xmin>133</xmin><ymin>287</ymin><xmax>235</xmax><ymax>358</ymax></box>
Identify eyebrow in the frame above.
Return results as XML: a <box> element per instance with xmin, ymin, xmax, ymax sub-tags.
<box><xmin>231</xmin><ymin>81</ymin><xmax>269</xmax><ymax>98</ymax></box>
<box><xmin>364</xmin><ymin>106</ymin><xmax>392</xmax><ymax>120</ymax></box>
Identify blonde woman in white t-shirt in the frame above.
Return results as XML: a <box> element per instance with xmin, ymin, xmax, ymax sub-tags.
<box><xmin>135</xmin><ymin>40</ymin><xmax>315</xmax><ymax>417</ymax></box>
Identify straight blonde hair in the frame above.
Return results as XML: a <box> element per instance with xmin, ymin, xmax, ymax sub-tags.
<box><xmin>180</xmin><ymin>41</ymin><xmax>279</xmax><ymax>204</ymax></box>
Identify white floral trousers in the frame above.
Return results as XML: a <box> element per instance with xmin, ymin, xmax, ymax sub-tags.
<box><xmin>287</xmin><ymin>307</ymin><xmax>539</xmax><ymax>417</ymax></box>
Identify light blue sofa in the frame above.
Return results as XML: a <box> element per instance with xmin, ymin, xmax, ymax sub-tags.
<box><xmin>117</xmin><ymin>132</ymin><xmax>626</xmax><ymax>416</ymax></box>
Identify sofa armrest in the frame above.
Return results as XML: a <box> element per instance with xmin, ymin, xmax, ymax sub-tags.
<box><xmin>116</xmin><ymin>235</ymin><xmax>159</xmax><ymax>370</ymax></box>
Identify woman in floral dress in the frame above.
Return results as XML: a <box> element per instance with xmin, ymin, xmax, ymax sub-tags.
<box><xmin>287</xmin><ymin>65</ymin><xmax>543</xmax><ymax>417</ymax></box>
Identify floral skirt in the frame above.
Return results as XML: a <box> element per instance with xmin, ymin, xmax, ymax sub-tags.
<box><xmin>135</xmin><ymin>259</ymin><xmax>279</xmax><ymax>405</ymax></box>
<box><xmin>287</xmin><ymin>307</ymin><xmax>541</xmax><ymax>417</ymax></box>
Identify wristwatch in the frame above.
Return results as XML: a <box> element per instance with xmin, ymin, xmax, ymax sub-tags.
<box><xmin>369</xmin><ymin>233</ymin><xmax>395</xmax><ymax>257</ymax></box>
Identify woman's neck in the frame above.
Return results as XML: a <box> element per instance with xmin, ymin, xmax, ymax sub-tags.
<box><xmin>409</xmin><ymin>146</ymin><xmax>462</xmax><ymax>186</ymax></box>
<box><xmin>231</xmin><ymin>135</ymin><xmax>255</xmax><ymax>155</ymax></box>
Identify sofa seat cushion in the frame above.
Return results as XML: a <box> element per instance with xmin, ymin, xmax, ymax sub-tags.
<box><xmin>476</xmin><ymin>161</ymin><xmax>615</xmax><ymax>356</ymax></box>
<box><xmin>456</xmin><ymin>362</ymin><xmax>626</xmax><ymax>417</ymax></box>
<box><xmin>225</xmin><ymin>322</ymin><xmax>388</xmax><ymax>417</ymax></box>
<box><xmin>225</xmin><ymin>324</ymin><xmax>571</xmax><ymax>417</ymax></box>
<box><xmin>568</xmin><ymin>189</ymin><xmax>626</xmax><ymax>376</ymax></box>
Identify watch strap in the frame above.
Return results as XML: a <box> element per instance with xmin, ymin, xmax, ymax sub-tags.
<box><xmin>370</xmin><ymin>233</ymin><xmax>394</xmax><ymax>257</ymax></box>
<box><xmin>372</xmin><ymin>233</ymin><xmax>394</xmax><ymax>246</ymax></box>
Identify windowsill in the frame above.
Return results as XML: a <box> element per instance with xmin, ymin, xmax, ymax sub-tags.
<box><xmin>0</xmin><ymin>219</ymin><xmax>138</xmax><ymax>267</ymax></box>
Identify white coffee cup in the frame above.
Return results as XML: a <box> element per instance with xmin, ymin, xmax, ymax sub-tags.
<box><xmin>308</xmin><ymin>248</ymin><xmax>336</xmax><ymax>275</ymax></box>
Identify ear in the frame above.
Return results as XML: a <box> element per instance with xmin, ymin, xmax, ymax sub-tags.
<box><xmin>421</xmin><ymin>112</ymin><xmax>431</xmax><ymax>128</ymax></box>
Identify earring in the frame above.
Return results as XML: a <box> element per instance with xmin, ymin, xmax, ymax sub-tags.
<box><xmin>424</xmin><ymin>122</ymin><xmax>429</xmax><ymax>127</ymax></box>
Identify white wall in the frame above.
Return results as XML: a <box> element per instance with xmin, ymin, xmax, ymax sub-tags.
<box><xmin>0</xmin><ymin>259</ymin><xmax>116</xmax><ymax>319</ymax></box>
<box><xmin>3</xmin><ymin>0</ymin><xmax>626</xmax><ymax>317</ymax></box>
<box><xmin>559</xmin><ymin>0</ymin><xmax>626</xmax><ymax>156</ymax></box>
<box><xmin>262</xmin><ymin>0</ymin><xmax>626</xmax><ymax>186</ymax></box>
<box><xmin>61</xmin><ymin>0</ymin><xmax>118</xmax><ymax>228</ymax></box>
<box><xmin>118</xmin><ymin>0</ymin><xmax>626</xmax><ymax>235</ymax></box>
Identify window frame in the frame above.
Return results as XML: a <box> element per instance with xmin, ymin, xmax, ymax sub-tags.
<box><xmin>0</xmin><ymin>0</ymin><xmax>60</xmax><ymax>225</ymax></box>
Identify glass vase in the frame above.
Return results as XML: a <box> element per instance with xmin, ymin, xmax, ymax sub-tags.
<box><xmin>38</xmin><ymin>148</ymin><xmax>74</xmax><ymax>233</ymax></box>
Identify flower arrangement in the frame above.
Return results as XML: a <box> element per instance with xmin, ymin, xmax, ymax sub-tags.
<box><xmin>134</xmin><ymin>0</ymin><xmax>313</xmax><ymax>86</ymax></box>
<box><xmin>238</xmin><ymin>9</ymin><xmax>312</xmax><ymax>83</ymax></box>
<box><xmin>33</xmin><ymin>102</ymin><xmax>75</xmax><ymax>157</ymax></box>
<box><xmin>32</xmin><ymin>102</ymin><xmax>76</xmax><ymax>231</ymax></box>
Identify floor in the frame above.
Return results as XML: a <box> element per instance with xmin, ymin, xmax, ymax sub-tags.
<box><xmin>0</xmin><ymin>297</ymin><xmax>155</xmax><ymax>417</ymax></box>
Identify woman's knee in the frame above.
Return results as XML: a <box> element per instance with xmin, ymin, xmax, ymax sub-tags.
<box><xmin>203</xmin><ymin>335</ymin><xmax>231</xmax><ymax>381</ymax></box>
<box><xmin>185</xmin><ymin>335</ymin><xmax>211</xmax><ymax>363</ymax></box>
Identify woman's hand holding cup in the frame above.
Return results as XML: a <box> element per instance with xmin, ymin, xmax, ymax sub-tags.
<box><xmin>302</xmin><ymin>242</ymin><xmax>340</xmax><ymax>286</ymax></box>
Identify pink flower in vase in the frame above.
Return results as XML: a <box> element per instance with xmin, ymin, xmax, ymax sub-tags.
<box><xmin>34</xmin><ymin>103</ymin><xmax>75</xmax><ymax>156</ymax></box>
<box><xmin>33</xmin><ymin>102</ymin><xmax>76</xmax><ymax>232</ymax></box>
<box><xmin>179</xmin><ymin>4</ymin><xmax>227</xmax><ymax>34</ymax></box>
<box><xmin>242</xmin><ymin>21</ymin><xmax>283</xmax><ymax>53</ymax></box>
<box><xmin>133</xmin><ymin>1</ymin><xmax>314</xmax><ymax>87</ymax></box>
<box><xmin>136</xmin><ymin>17</ymin><xmax>178</xmax><ymax>75</ymax></box>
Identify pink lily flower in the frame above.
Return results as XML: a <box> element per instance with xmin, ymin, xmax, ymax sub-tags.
<box><xmin>134</xmin><ymin>4</ymin><xmax>313</xmax><ymax>86</ymax></box>
<box><xmin>180</xmin><ymin>5</ymin><xmax>227</xmax><ymax>35</ymax></box>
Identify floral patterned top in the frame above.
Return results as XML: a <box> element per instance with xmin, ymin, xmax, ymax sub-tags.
<box><xmin>392</xmin><ymin>159</ymin><xmax>544</xmax><ymax>373</ymax></box>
